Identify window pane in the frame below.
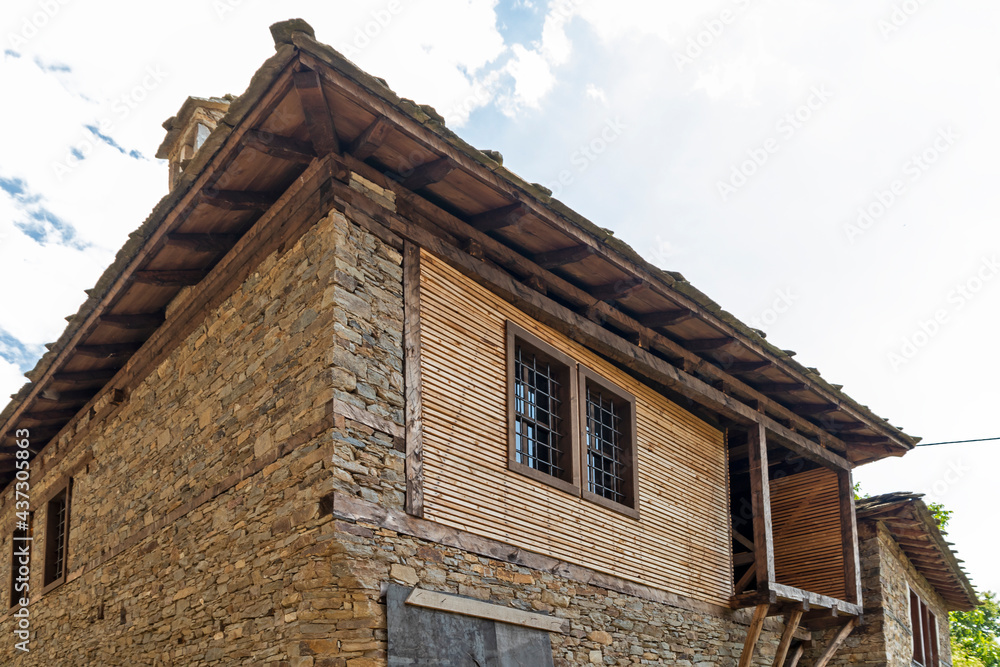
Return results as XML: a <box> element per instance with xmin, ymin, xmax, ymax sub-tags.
<box><xmin>585</xmin><ymin>384</ymin><xmax>626</xmax><ymax>504</ymax></box>
<box><xmin>513</xmin><ymin>344</ymin><xmax>565</xmax><ymax>478</ymax></box>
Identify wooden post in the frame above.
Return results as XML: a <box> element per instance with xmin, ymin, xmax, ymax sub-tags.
<box><xmin>403</xmin><ymin>242</ymin><xmax>424</xmax><ymax>517</ymax></box>
<box><xmin>814</xmin><ymin>618</ymin><xmax>859</xmax><ymax>667</ymax></box>
<box><xmin>772</xmin><ymin>609</ymin><xmax>803</xmax><ymax>666</ymax></box>
<box><xmin>738</xmin><ymin>603</ymin><xmax>771</xmax><ymax>667</ymax></box>
<box><xmin>839</xmin><ymin>469</ymin><xmax>863</xmax><ymax>605</ymax></box>
<box><xmin>748</xmin><ymin>422</ymin><xmax>775</xmax><ymax>589</ymax></box>
<box><xmin>787</xmin><ymin>644</ymin><xmax>804</xmax><ymax>667</ymax></box>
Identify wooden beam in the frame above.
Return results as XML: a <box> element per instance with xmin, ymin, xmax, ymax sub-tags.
<box><xmin>23</xmin><ymin>409</ymin><xmax>79</xmax><ymax>422</ymax></box>
<box><xmin>789</xmin><ymin>404</ymin><xmax>839</xmax><ymax>416</ymax></box>
<box><xmin>164</xmin><ymin>233</ymin><xmax>241</xmax><ymax>253</ymax></box>
<box><xmin>531</xmin><ymin>244</ymin><xmax>595</xmax><ymax>270</ymax></box>
<box><xmin>591</xmin><ymin>278</ymin><xmax>644</xmax><ymax>301</ymax></box>
<box><xmin>733</xmin><ymin>528</ymin><xmax>755</xmax><ymax>551</ymax></box>
<box><xmin>686</xmin><ymin>338</ymin><xmax>734</xmax><ymax>352</ymax></box>
<box><xmin>399</xmin><ymin>157</ymin><xmax>454</xmax><ymax>190</ymax></box>
<box><xmin>242</xmin><ymin>129</ymin><xmax>315</xmax><ymax>163</ymax></box>
<box><xmin>814</xmin><ymin>618</ymin><xmax>859</xmax><ymax>667</ymax></box>
<box><xmin>727</xmin><ymin>361</ymin><xmax>772</xmax><ymax>373</ymax></box>
<box><xmin>467</xmin><ymin>203</ymin><xmax>529</xmax><ymax>232</ymax></box>
<box><xmin>738</xmin><ymin>604</ymin><xmax>770</xmax><ymax>667</ymax></box>
<box><xmin>39</xmin><ymin>389</ymin><xmax>96</xmax><ymax>404</ymax></box>
<box><xmin>75</xmin><ymin>343</ymin><xmax>142</xmax><ymax>359</ymax></box>
<box><xmin>637</xmin><ymin>310</ymin><xmax>692</xmax><ymax>328</ymax></box>
<box><xmin>734</xmin><ymin>564</ymin><xmax>757</xmax><ymax>596</ymax></box>
<box><xmin>403</xmin><ymin>242</ymin><xmax>424</xmax><ymax>518</ymax></box>
<box><xmin>839</xmin><ymin>433</ymin><xmax>889</xmax><ymax>445</ymax></box>
<box><xmin>347</xmin><ymin>117</ymin><xmax>391</xmax><ymax>160</ymax></box>
<box><xmin>773</xmin><ymin>609</ymin><xmax>803</xmax><ymax>667</ymax></box>
<box><xmin>51</xmin><ymin>368</ymin><xmax>119</xmax><ymax>384</ymax></box>
<box><xmin>294</xmin><ymin>69</ymin><xmax>340</xmax><ymax>155</ymax></box>
<box><xmin>98</xmin><ymin>312</ymin><xmax>166</xmax><ymax>330</ymax></box>
<box><xmin>748</xmin><ymin>423</ymin><xmax>776</xmax><ymax>588</ymax></box>
<box><xmin>406</xmin><ymin>588</ymin><xmax>569</xmax><ymax>634</ymax></box>
<box><xmin>787</xmin><ymin>644</ymin><xmax>804</xmax><ymax>667</ymax></box>
<box><xmin>133</xmin><ymin>270</ymin><xmax>208</xmax><ymax>287</ymax></box>
<box><xmin>199</xmin><ymin>190</ymin><xmax>277</xmax><ymax>211</ymax></box>
<box><xmin>839</xmin><ymin>469</ymin><xmax>863</xmax><ymax>605</ymax></box>
<box><xmin>755</xmin><ymin>382</ymin><xmax>807</xmax><ymax>393</ymax></box>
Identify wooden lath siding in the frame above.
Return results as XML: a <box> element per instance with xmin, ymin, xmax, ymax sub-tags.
<box><xmin>418</xmin><ymin>251</ymin><xmax>733</xmax><ymax>606</ymax></box>
<box><xmin>770</xmin><ymin>467</ymin><xmax>846</xmax><ymax>600</ymax></box>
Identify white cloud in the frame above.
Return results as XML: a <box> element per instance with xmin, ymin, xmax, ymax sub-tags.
<box><xmin>585</xmin><ymin>83</ymin><xmax>607</xmax><ymax>105</ymax></box>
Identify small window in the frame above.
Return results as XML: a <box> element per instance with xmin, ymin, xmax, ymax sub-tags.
<box><xmin>910</xmin><ymin>589</ymin><xmax>939</xmax><ymax>667</ymax></box>
<box><xmin>9</xmin><ymin>514</ymin><xmax>32</xmax><ymax>608</ymax></box>
<box><xmin>507</xmin><ymin>322</ymin><xmax>579</xmax><ymax>495</ymax></box>
<box><xmin>43</xmin><ymin>481</ymin><xmax>72</xmax><ymax>591</ymax></box>
<box><xmin>580</xmin><ymin>366</ymin><xmax>638</xmax><ymax>517</ymax></box>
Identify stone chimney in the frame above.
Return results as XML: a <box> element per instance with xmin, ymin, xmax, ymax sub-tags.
<box><xmin>155</xmin><ymin>96</ymin><xmax>232</xmax><ymax>191</ymax></box>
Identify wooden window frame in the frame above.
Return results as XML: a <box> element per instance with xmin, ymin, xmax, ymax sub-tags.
<box><xmin>506</xmin><ymin>321</ymin><xmax>581</xmax><ymax>496</ymax></box>
<box><xmin>42</xmin><ymin>479</ymin><xmax>72</xmax><ymax>594</ymax></box>
<box><xmin>579</xmin><ymin>365</ymin><xmax>639</xmax><ymax>519</ymax></box>
<box><xmin>8</xmin><ymin>512</ymin><xmax>33</xmax><ymax>609</ymax></box>
<box><xmin>910</xmin><ymin>587</ymin><xmax>940</xmax><ymax>667</ymax></box>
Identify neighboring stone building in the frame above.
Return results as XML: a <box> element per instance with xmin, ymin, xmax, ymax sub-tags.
<box><xmin>0</xmin><ymin>18</ymin><xmax>978</xmax><ymax>666</ymax></box>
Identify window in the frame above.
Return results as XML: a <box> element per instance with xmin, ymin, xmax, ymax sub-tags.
<box><xmin>43</xmin><ymin>481</ymin><xmax>72</xmax><ymax>591</ymax></box>
<box><xmin>9</xmin><ymin>513</ymin><xmax>32</xmax><ymax>608</ymax></box>
<box><xmin>911</xmin><ymin>589</ymin><xmax>939</xmax><ymax>667</ymax></box>
<box><xmin>506</xmin><ymin>321</ymin><xmax>639</xmax><ymax>518</ymax></box>
<box><xmin>507</xmin><ymin>322</ymin><xmax>579</xmax><ymax>495</ymax></box>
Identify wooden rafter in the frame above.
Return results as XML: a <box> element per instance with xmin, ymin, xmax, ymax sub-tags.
<box><xmin>98</xmin><ymin>312</ymin><xmax>166</xmax><ymax>330</ymax></box>
<box><xmin>51</xmin><ymin>369</ymin><xmax>119</xmax><ymax>384</ymax></box>
<box><xmin>531</xmin><ymin>244</ymin><xmax>595</xmax><ymax>269</ymax></box>
<box><xmin>727</xmin><ymin>361</ymin><xmax>772</xmax><ymax>373</ymax></box>
<box><xmin>637</xmin><ymin>309</ymin><xmax>692</xmax><ymax>328</ymax></box>
<box><xmin>294</xmin><ymin>69</ymin><xmax>340</xmax><ymax>155</ymax></box>
<box><xmin>399</xmin><ymin>157</ymin><xmax>454</xmax><ymax>190</ymax></box>
<box><xmin>467</xmin><ymin>203</ymin><xmax>529</xmax><ymax>232</ymax></box>
<box><xmin>754</xmin><ymin>382</ymin><xmax>807</xmax><ymax>393</ymax></box>
<box><xmin>347</xmin><ymin>117</ymin><xmax>391</xmax><ymax>160</ymax></box>
<box><xmin>591</xmin><ymin>278</ymin><xmax>644</xmax><ymax>301</ymax></box>
<box><xmin>789</xmin><ymin>404</ymin><xmax>839</xmax><ymax>416</ymax></box>
<box><xmin>686</xmin><ymin>338</ymin><xmax>734</xmax><ymax>352</ymax></box>
<box><xmin>75</xmin><ymin>343</ymin><xmax>142</xmax><ymax>359</ymax></box>
<box><xmin>164</xmin><ymin>233</ymin><xmax>241</xmax><ymax>253</ymax></box>
<box><xmin>242</xmin><ymin>129</ymin><xmax>315</xmax><ymax>163</ymax></box>
<box><xmin>133</xmin><ymin>270</ymin><xmax>208</xmax><ymax>287</ymax></box>
<box><xmin>199</xmin><ymin>190</ymin><xmax>277</xmax><ymax>211</ymax></box>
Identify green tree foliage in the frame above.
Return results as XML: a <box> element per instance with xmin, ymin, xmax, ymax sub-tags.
<box><xmin>951</xmin><ymin>592</ymin><xmax>1000</xmax><ymax>667</ymax></box>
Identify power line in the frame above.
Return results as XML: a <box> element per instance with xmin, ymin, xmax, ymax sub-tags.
<box><xmin>915</xmin><ymin>436</ymin><xmax>1000</xmax><ymax>447</ymax></box>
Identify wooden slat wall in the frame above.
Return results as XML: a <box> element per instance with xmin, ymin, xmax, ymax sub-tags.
<box><xmin>770</xmin><ymin>467</ymin><xmax>846</xmax><ymax>600</ymax></box>
<box><xmin>418</xmin><ymin>251</ymin><xmax>733</xmax><ymax>606</ymax></box>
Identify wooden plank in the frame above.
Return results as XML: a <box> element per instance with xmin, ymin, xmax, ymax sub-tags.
<box><xmin>97</xmin><ymin>312</ymin><xmax>166</xmax><ymax>330</ymax></box>
<box><xmin>348</xmin><ymin>116</ymin><xmax>391</xmax><ymax>160</ymax></box>
<box><xmin>75</xmin><ymin>343</ymin><xmax>142</xmax><ymax>359</ymax></box>
<box><xmin>813</xmin><ymin>618</ymin><xmax>859</xmax><ymax>667</ymax></box>
<box><xmin>405</xmin><ymin>587</ymin><xmax>569</xmax><ymax>634</ymax></box>
<box><xmin>773</xmin><ymin>609</ymin><xmax>803</xmax><ymax>666</ymax></box>
<box><xmin>748</xmin><ymin>423</ymin><xmax>775</xmax><ymax>588</ymax></box>
<box><xmin>164</xmin><ymin>233</ymin><xmax>241</xmax><ymax>253</ymax></box>
<box><xmin>531</xmin><ymin>244</ymin><xmax>595</xmax><ymax>269</ymax></box>
<box><xmin>754</xmin><ymin>382</ymin><xmax>807</xmax><ymax>393</ymax></box>
<box><xmin>467</xmin><ymin>203</ymin><xmax>529</xmax><ymax>232</ymax></box>
<box><xmin>839</xmin><ymin>469</ymin><xmax>862</xmax><ymax>605</ymax></box>
<box><xmin>199</xmin><ymin>189</ymin><xmax>277</xmax><ymax>211</ymax></box>
<box><xmin>738</xmin><ymin>603</ymin><xmax>770</xmax><ymax>667</ymax></box>
<box><xmin>294</xmin><ymin>69</ymin><xmax>340</xmax><ymax>155</ymax></box>
<box><xmin>400</xmin><ymin>157</ymin><xmax>454</xmax><ymax>190</ymax></box>
<box><xmin>51</xmin><ymin>369</ymin><xmax>119</xmax><ymax>384</ymax></box>
<box><xmin>591</xmin><ymin>278</ymin><xmax>644</xmax><ymax>301</ymax></box>
<box><xmin>404</xmin><ymin>242</ymin><xmax>425</xmax><ymax>517</ymax></box>
<box><xmin>242</xmin><ymin>129</ymin><xmax>315</xmax><ymax>163</ymax></box>
<box><xmin>638</xmin><ymin>310</ymin><xmax>692</xmax><ymax>328</ymax></box>
<box><xmin>686</xmin><ymin>338</ymin><xmax>734</xmax><ymax>352</ymax></box>
<box><xmin>133</xmin><ymin>270</ymin><xmax>208</xmax><ymax>287</ymax></box>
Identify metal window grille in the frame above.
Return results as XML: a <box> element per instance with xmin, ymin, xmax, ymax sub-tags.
<box><xmin>51</xmin><ymin>495</ymin><xmax>66</xmax><ymax>581</ymax></box>
<box><xmin>585</xmin><ymin>385</ymin><xmax>626</xmax><ymax>504</ymax></box>
<box><xmin>513</xmin><ymin>344</ymin><xmax>565</xmax><ymax>478</ymax></box>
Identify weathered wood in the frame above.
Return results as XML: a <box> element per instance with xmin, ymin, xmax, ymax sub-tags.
<box><xmin>164</xmin><ymin>233</ymin><xmax>241</xmax><ymax>253</ymax></box>
<box><xmin>686</xmin><ymin>338</ymin><xmax>734</xmax><ymax>352</ymax></box>
<box><xmin>347</xmin><ymin>116</ymin><xmax>391</xmax><ymax>160</ymax></box>
<box><xmin>405</xmin><ymin>588</ymin><xmax>569</xmax><ymax>634</ymax></box>
<box><xmin>839</xmin><ymin>433</ymin><xmax>888</xmax><ymax>445</ymax></box>
<box><xmin>727</xmin><ymin>361</ymin><xmax>772</xmax><ymax>374</ymax></box>
<box><xmin>51</xmin><ymin>369</ymin><xmax>120</xmax><ymax>384</ymax></box>
<box><xmin>243</xmin><ymin>129</ymin><xmax>315</xmax><ymax>163</ymax></box>
<box><xmin>467</xmin><ymin>203</ymin><xmax>529</xmax><ymax>232</ymax></box>
<box><xmin>591</xmin><ymin>278</ymin><xmax>644</xmax><ymax>301</ymax></box>
<box><xmin>839</xmin><ymin>469</ymin><xmax>862</xmax><ymax>605</ymax></box>
<box><xmin>39</xmin><ymin>389</ymin><xmax>96</xmax><ymax>403</ymax></box>
<box><xmin>787</xmin><ymin>644</ymin><xmax>804</xmax><ymax>667</ymax></box>
<box><xmin>98</xmin><ymin>312</ymin><xmax>166</xmax><ymax>330</ymax></box>
<box><xmin>75</xmin><ymin>343</ymin><xmax>142</xmax><ymax>359</ymax></box>
<box><xmin>22</xmin><ymin>409</ymin><xmax>80</xmax><ymax>422</ymax></box>
<box><xmin>755</xmin><ymin>382</ymin><xmax>807</xmax><ymax>393</ymax></box>
<box><xmin>813</xmin><ymin>618</ymin><xmax>859</xmax><ymax>667</ymax></box>
<box><xmin>403</xmin><ymin>242</ymin><xmax>425</xmax><ymax>518</ymax></box>
<box><xmin>748</xmin><ymin>423</ymin><xmax>776</xmax><ymax>589</ymax></box>
<box><xmin>734</xmin><ymin>562</ymin><xmax>757</xmax><ymax>596</ymax></box>
<box><xmin>738</xmin><ymin>604</ymin><xmax>771</xmax><ymax>667</ymax></box>
<box><xmin>133</xmin><ymin>270</ymin><xmax>208</xmax><ymax>287</ymax></box>
<box><xmin>199</xmin><ymin>190</ymin><xmax>278</xmax><ymax>211</ymax></box>
<box><xmin>638</xmin><ymin>310</ymin><xmax>692</xmax><ymax>328</ymax></box>
<box><xmin>531</xmin><ymin>244</ymin><xmax>595</xmax><ymax>269</ymax></box>
<box><xmin>789</xmin><ymin>404</ymin><xmax>838</xmax><ymax>416</ymax></box>
<box><xmin>772</xmin><ymin>609</ymin><xmax>803</xmax><ymax>666</ymax></box>
<box><xmin>294</xmin><ymin>69</ymin><xmax>340</xmax><ymax>154</ymax></box>
<box><xmin>400</xmin><ymin>157</ymin><xmax>454</xmax><ymax>190</ymax></box>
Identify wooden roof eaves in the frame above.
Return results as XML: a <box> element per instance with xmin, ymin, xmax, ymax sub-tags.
<box><xmin>287</xmin><ymin>29</ymin><xmax>916</xmax><ymax>457</ymax></box>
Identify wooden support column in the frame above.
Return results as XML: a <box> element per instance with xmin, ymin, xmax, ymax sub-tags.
<box><xmin>814</xmin><ymin>618</ymin><xmax>859</xmax><ymax>667</ymax></box>
<box><xmin>787</xmin><ymin>644</ymin><xmax>805</xmax><ymax>667</ymax></box>
<box><xmin>772</xmin><ymin>610</ymin><xmax>803</xmax><ymax>666</ymax></box>
<box><xmin>403</xmin><ymin>242</ymin><xmax>424</xmax><ymax>517</ymax></box>
<box><xmin>839</xmin><ymin>469</ymin><xmax>863</xmax><ymax>605</ymax></box>
<box><xmin>738</xmin><ymin>603</ymin><xmax>771</xmax><ymax>667</ymax></box>
<box><xmin>748</xmin><ymin>422</ymin><xmax>776</xmax><ymax>589</ymax></box>
<box><xmin>294</xmin><ymin>69</ymin><xmax>340</xmax><ymax>155</ymax></box>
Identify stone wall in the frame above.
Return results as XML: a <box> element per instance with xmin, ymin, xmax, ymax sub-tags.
<box><xmin>0</xmin><ymin>204</ymin><xmax>405</xmax><ymax>664</ymax></box>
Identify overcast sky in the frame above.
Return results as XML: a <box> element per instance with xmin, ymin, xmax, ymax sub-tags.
<box><xmin>2</xmin><ymin>1</ymin><xmax>998</xmax><ymax>597</ymax></box>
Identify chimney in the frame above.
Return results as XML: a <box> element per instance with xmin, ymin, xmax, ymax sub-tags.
<box><xmin>155</xmin><ymin>96</ymin><xmax>232</xmax><ymax>191</ymax></box>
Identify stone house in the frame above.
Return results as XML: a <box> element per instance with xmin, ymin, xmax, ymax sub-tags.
<box><xmin>0</xmin><ymin>18</ymin><xmax>978</xmax><ymax>666</ymax></box>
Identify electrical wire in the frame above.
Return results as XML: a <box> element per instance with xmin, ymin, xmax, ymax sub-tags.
<box><xmin>915</xmin><ymin>436</ymin><xmax>1000</xmax><ymax>447</ymax></box>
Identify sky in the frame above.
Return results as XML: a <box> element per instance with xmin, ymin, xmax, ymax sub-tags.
<box><xmin>1</xmin><ymin>0</ymin><xmax>998</xmax><ymax>597</ymax></box>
